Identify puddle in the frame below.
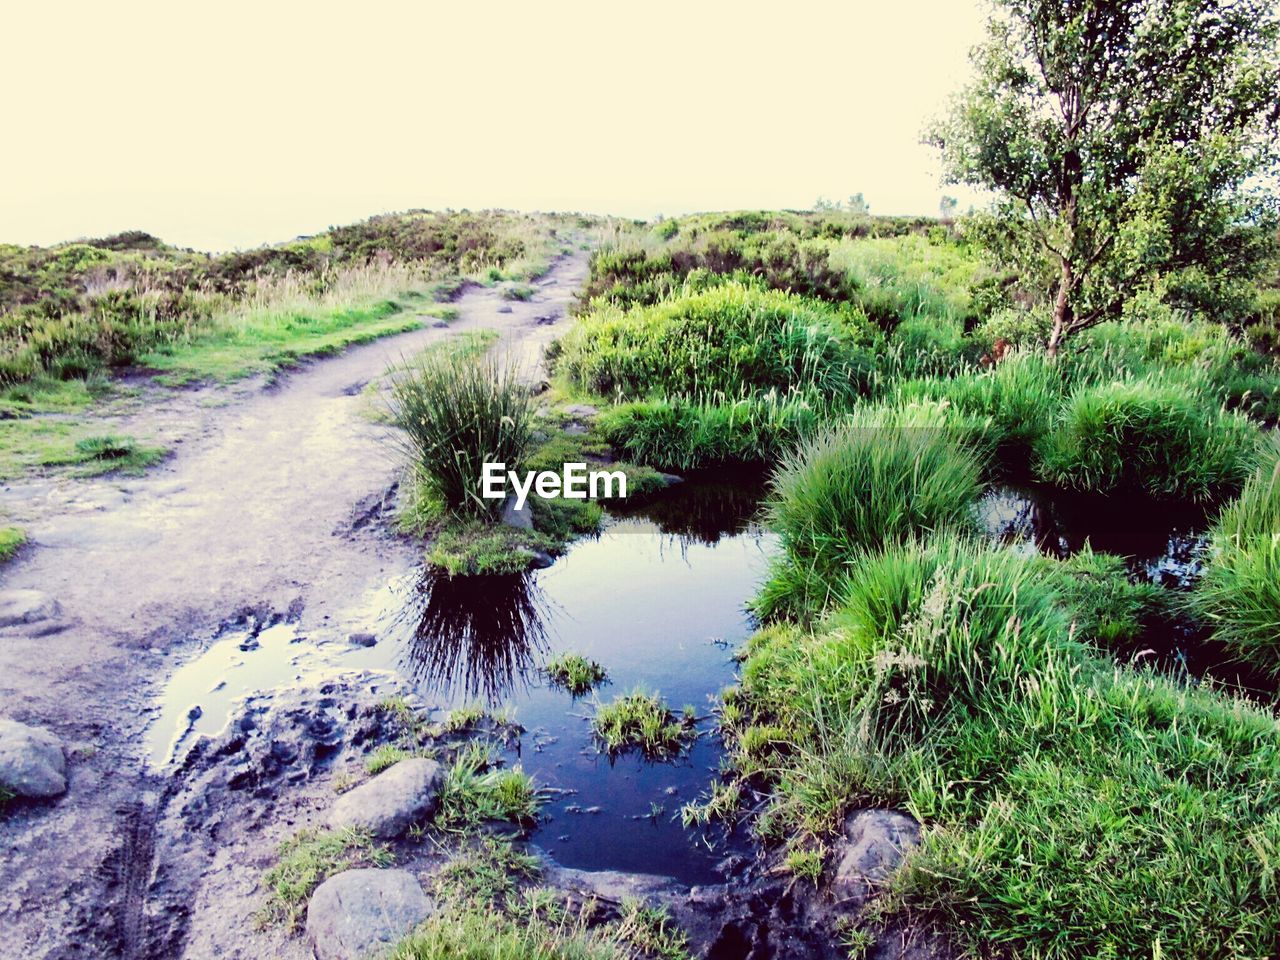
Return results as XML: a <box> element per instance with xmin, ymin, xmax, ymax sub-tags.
<box><xmin>149</xmin><ymin>620</ymin><xmax>316</xmax><ymax>765</ymax></box>
<box><xmin>150</xmin><ymin>476</ymin><xmax>773</xmax><ymax>884</ymax></box>
<box><xmin>979</xmin><ymin>483</ymin><xmax>1213</xmax><ymax>587</ymax></box>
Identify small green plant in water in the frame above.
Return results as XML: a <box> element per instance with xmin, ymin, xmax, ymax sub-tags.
<box><xmin>591</xmin><ymin>690</ymin><xmax>698</xmax><ymax>759</ymax></box>
<box><xmin>543</xmin><ymin>653</ymin><xmax>608</xmax><ymax>696</ymax></box>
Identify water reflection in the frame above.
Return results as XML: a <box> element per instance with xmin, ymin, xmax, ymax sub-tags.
<box><xmin>980</xmin><ymin>483</ymin><xmax>1211</xmax><ymax>584</ymax></box>
<box><xmin>608</xmin><ymin>469</ymin><xmax>767</xmax><ymax>545</ymax></box>
<box><xmin>393</xmin><ymin>571</ymin><xmax>551</xmax><ymax>703</ymax></box>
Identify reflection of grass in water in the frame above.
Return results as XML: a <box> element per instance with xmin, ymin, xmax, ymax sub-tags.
<box><xmin>608</xmin><ymin>469</ymin><xmax>766</xmax><ymax>546</ymax></box>
<box><xmin>397</xmin><ymin>572</ymin><xmax>550</xmax><ymax>703</ymax></box>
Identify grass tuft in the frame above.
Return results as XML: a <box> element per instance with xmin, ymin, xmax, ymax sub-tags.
<box><xmin>591</xmin><ymin>690</ymin><xmax>698</xmax><ymax>760</ymax></box>
<box><xmin>258</xmin><ymin>827</ymin><xmax>392</xmax><ymax>930</ymax></box>
<box><xmin>543</xmin><ymin>653</ymin><xmax>608</xmax><ymax>696</ymax></box>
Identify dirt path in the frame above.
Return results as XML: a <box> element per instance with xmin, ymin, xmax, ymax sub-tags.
<box><xmin>0</xmin><ymin>250</ymin><xmax>590</xmax><ymax>959</ymax></box>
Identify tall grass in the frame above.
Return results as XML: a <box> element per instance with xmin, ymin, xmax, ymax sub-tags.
<box><xmin>727</xmin><ymin>535</ymin><xmax>1280</xmax><ymax>959</ymax></box>
<box><xmin>595</xmin><ymin>392</ymin><xmax>827</xmax><ymax>472</ymax></box>
<box><xmin>1194</xmin><ymin>435</ymin><xmax>1280</xmax><ymax>671</ymax></box>
<box><xmin>757</xmin><ymin>403</ymin><xmax>985</xmax><ymax>620</ymax></box>
<box><xmin>388</xmin><ymin>352</ymin><xmax>532</xmax><ymax>517</ymax></box>
<box><xmin>554</xmin><ymin>283</ymin><xmax>876</xmax><ymax>402</ymax></box>
<box><xmin>1035</xmin><ymin>373</ymin><xmax>1261</xmax><ymax>501</ymax></box>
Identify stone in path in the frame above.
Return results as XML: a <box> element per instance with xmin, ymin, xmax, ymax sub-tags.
<box><xmin>328</xmin><ymin>758</ymin><xmax>444</xmax><ymax>838</ymax></box>
<box><xmin>306</xmin><ymin>868</ymin><xmax>432</xmax><ymax>960</ymax></box>
<box><xmin>0</xmin><ymin>718</ymin><xmax>67</xmax><ymax>797</ymax></box>
<box><xmin>830</xmin><ymin>809</ymin><xmax>921</xmax><ymax>908</ymax></box>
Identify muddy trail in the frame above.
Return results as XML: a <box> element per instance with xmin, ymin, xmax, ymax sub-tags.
<box><xmin>0</xmin><ymin>252</ymin><xmax>590</xmax><ymax>959</ymax></box>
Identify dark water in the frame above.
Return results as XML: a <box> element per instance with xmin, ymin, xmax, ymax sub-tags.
<box><xmin>371</xmin><ymin>475</ymin><xmax>773</xmax><ymax>883</ymax></box>
<box><xmin>978</xmin><ymin>483</ymin><xmax>1276</xmax><ymax>693</ymax></box>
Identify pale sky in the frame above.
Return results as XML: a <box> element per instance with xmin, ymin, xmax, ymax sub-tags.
<box><xmin>1</xmin><ymin>1</ymin><xmax>987</xmax><ymax>252</ymax></box>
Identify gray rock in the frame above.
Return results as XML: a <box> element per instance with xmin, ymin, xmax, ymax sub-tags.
<box><xmin>500</xmin><ymin>495</ymin><xmax>534</xmax><ymax>531</ymax></box>
<box><xmin>347</xmin><ymin>632</ymin><xmax>377</xmax><ymax>648</ymax></box>
<box><xmin>306</xmin><ymin>868</ymin><xmax>432</xmax><ymax>960</ymax></box>
<box><xmin>562</xmin><ymin>404</ymin><xmax>598</xmax><ymax>418</ymax></box>
<box><xmin>0</xmin><ymin>718</ymin><xmax>67</xmax><ymax>797</ymax></box>
<box><xmin>329</xmin><ymin>758</ymin><xmax>444</xmax><ymax>838</ymax></box>
<box><xmin>830</xmin><ymin>809</ymin><xmax>921</xmax><ymax>908</ymax></box>
<box><xmin>497</xmin><ymin>304</ymin><xmax>514</xmax><ymax>314</ymax></box>
<box><xmin>0</xmin><ymin>590</ymin><xmax>60</xmax><ymax>629</ymax></box>
<box><xmin>431</xmin><ymin>319</ymin><xmax>449</xmax><ymax>329</ymax></box>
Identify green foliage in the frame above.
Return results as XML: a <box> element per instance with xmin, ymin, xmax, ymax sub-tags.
<box><xmin>0</xmin><ymin>211</ymin><xmax>569</xmax><ymax>386</ymax></box>
<box><xmin>1035</xmin><ymin>374</ymin><xmax>1260</xmax><ymax>501</ymax></box>
<box><xmin>425</xmin><ymin>520</ymin><xmax>556</xmax><ymax>576</ymax></box>
<box><xmin>556</xmin><ymin>283</ymin><xmax>876</xmax><ymax>402</ymax></box>
<box><xmin>591</xmin><ymin>690</ymin><xmax>698</xmax><ymax>759</ymax></box>
<box><xmin>0</xmin><ymin>526</ymin><xmax>25</xmax><ymax>562</ymax></box>
<box><xmin>596</xmin><ymin>393</ymin><xmax>826</xmax><ymax>472</ymax></box>
<box><xmin>1194</xmin><ymin>438</ymin><xmax>1280</xmax><ymax>672</ymax></box>
<box><xmin>258</xmin><ymin>827</ymin><xmax>392</xmax><ymax>930</ymax></box>
<box><xmin>389</xmin><ymin>351</ymin><xmax>533</xmax><ymax>516</ymax></box>
<box><xmin>436</xmin><ymin>744</ymin><xmax>541</xmax><ymax>832</ymax></box>
<box><xmin>889</xmin><ymin>351</ymin><xmax>1066</xmax><ymax>469</ymax></box>
<box><xmin>728</xmin><ymin>535</ymin><xmax>1280</xmax><ymax>959</ymax></box>
<box><xmin>391</xmin><ymin>902</ymin><xmax>629</xmax><ymax>960</ymax></box>
<box><xmin>543</xmin><ymin>653</ymin><xmax>608</xmax><ymax>696</ymax></box>
<box><xmin>758</xmin><ymin>403</ymin><xmax>984</xmax><ymax>620</ymax></box>
<box><xmin>1045</xmin><ymin>548</ymin><xmax>1169</xmax><ymax>647</ymax></box>
<box><xmin>365</xmin><ymin>745</ymin><xmax>417</xmax><ymax>775</ymax></box>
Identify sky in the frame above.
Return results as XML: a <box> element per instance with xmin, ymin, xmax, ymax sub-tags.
<box><xmin>1</xmin><ymin>0</ymin><xmax>988</xmax><ymax>252</ymax></box>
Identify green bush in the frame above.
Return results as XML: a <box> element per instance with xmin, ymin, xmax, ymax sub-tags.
<box><xmin>389</xmin><ymin>352</ymin><xmax>532</xmax><ymax>516</ymax></box>
<box><xmin>728</xmin><ymin>535</ymin><xmax>1280</xmax><ymax>960</ymax></box>
<box><xmin>758</xmin><ymin>403</ymin><xmax>984</xmax><ymax>619</ymax></box>
<box><xmin>1035</xmin><ymin>374</ymin><xmax>1260</xmax><ymax>501</ymax></box>
<box><xmin>596</xmin><ymin>393</ymin><xmax>825</xmax><ymax>472</ymax></box>
<box><xmin>1194</xmin><ymin>438</ymin><xmax>1280</xmax><ymax>672</ymax></box>
<box><xmin>555</xmin><ymin>283</ymin><xmax>875</xmax><ymax>402</ymax></box>
<box><xmin>889</xmin><ymin>351</ymin><xmax>1066</xmax><ymax>469</ymax></box>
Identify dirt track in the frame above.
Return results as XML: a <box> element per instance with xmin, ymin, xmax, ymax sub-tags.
<box><xmin>0</xmin><ymin>251</ymin><xmax>589</xmax><ymax>959</ymax></box>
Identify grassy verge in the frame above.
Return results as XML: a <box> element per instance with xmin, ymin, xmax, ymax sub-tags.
<box><xmin>0</xmin><ymin>422</ymin><xmax>167</xmax><ymax>480</ymax></box>
<box><xmin>717</xmin><ymin>534</ymin><xmax>1280</xmax><ymax>959</ymax></box>
<box><xmin>0</xmin><ymin>526</ymin><xmax>25</xmax><ymax>562</ymax></box>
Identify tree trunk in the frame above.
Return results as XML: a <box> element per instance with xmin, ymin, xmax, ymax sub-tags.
<box><xmin>1046</xmin><ymin>256</ymin><xmax>1073</xmax><ymax>357</ymax></box>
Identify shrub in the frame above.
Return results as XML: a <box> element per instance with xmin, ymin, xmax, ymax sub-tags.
<box><xmin>555</xmin><ymin>283</ymin><xmax>875</xmax><ymax>402</ymax></box>
<box><xmin>1035</xmin><ymin>374</ymin><xmax>1260</xmax><ymax>502</ymax></box>
<box><xmin>889</xmin><ymin>351</ymin><xmax>1066</xmax><ymax>469</ymax></box>
<box><xmin>727</xmin><ymin>535</ymin><xmax>1280</xmax><ymax>959</ymax></box>
<box><xmin>758</xmin><ymin>404</ymin><xmax>984</xmax><ymax>618</ymax></box>
<box><xmin>389</xmin><ymin>352</ymin><xmax>532</xmax><ymax>516</ymax></box>
<box><xmin>1194</xmin><ymin>437</ymin><xmax>1280</xmax><ymax>672</ymax></box>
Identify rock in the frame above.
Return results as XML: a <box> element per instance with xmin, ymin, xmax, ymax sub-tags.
<box><xmin>329</xmin><ymin>757</ymin><xmax>445</xmax><ymax>838</ymax></box>
<box><xmin>431</xmin><ymin>319</ymin><xmax>449</xmax><ymax>329</ymax></box>
<box><xmin>500</xmin><ymin>495</ymin><xmax>534</xmax><ymax>531</ymax></box>
<box><xmin>347</xmin><ymin>632</ymin><xmax>377</xmax><ymax>648</ymax></box>
<box><xmin>0</xmin><ymin>589</ymin><xmax>61</xmax><ymax>629</ymax></box>
<box><xmin>497</xmin><ymin>304</ymin><xmax>513</xmax><ymax>314</ymax></box>
<box><xmin>306</xmin><ymin>868</ymin><xmax>432</xmax><ymax>960</ymax></box>
<box><xmin>830</xmin><ymin>809</ymin><xmax>921</xmax><ymax>908</ymax></box>
<box><xmin>529</xmin><ymin>550</ymin><xmax>555</xmax><ymax>569</ymax></box>
<box><xmin>0</xmin><ymin>718</ymin><xmax>67</xmax><ymax>797</ymax></box>
<box><xmin>562</xmin><ymin>404</ymin><xmax>598</xmax><ymax>418</ymax></box>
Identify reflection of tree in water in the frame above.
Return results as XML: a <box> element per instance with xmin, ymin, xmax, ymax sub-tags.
<box><xmin>395</xmin><ymin>572</ymin><xmax>550</xmax><ymax>704</ymax></box>
<box><xmin>611</xmin><ymin>470</ymin><xmax>767</xmax><ymax>547</ymax></box>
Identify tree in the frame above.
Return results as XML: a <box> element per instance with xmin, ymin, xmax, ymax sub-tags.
<box><xmin>939</xmin><ymin>195</ymin><xmax>959</xmax><ymax>220</ymax></box>
<box><xmin>847</xmin><ymin>192</ymin><xmax>870</xmax><ymax>215</ymax></box>
<box><xmin>929</xmin><ymin>0</ymin><xmax>1280</xmax><ymax>353</ymax></box>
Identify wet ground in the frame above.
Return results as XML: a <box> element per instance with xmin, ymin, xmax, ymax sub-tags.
<box><xmin>148</xmin><ymin>473</ymin><xmax>773</xmax><ymax>886</ymax></box>
<box><xmin>0</xmin><ymin>251</ymin><xmax>592</xmax><ymax>960</ymax></box>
